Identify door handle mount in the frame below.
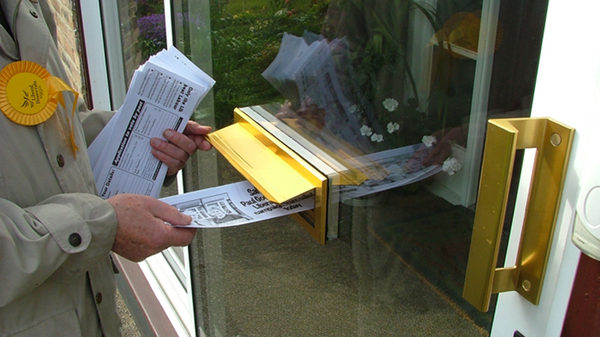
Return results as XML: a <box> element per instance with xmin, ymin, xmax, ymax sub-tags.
<box><xmin>463</xmin><ymin>118</ymin><xmax>574</xmax><ymax>312</ymax></box>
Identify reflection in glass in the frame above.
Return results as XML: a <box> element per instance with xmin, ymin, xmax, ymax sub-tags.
<box><xmin>258</xmin><ymin>1</ymin><xmax>482</xmax><ymax>196</ymax></box>
<box><xmin>116</xmin><ymin>0</ymin><xmax>165</xmax><ymax>86</ymax></box>
<box><xmin>185</xmin><ymin>0</ymin><xmax>550</xmax><ymax>336</ymax></box>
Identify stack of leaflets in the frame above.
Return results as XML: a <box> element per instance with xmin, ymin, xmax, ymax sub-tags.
<box><xmin>89</xmin><ymin>47</ymin><xmax>215</xmax><ymax>199</ymax></box>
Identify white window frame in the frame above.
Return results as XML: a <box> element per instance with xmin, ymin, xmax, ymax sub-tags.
<box><xmin>79</xmin><ymin>1</ymin><xmax>195</xmax><ymax>335</ymax></box>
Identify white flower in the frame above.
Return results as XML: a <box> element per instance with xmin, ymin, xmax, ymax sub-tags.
<box><xmin>442</xmin><ymin>157</ymin><xmax>463</xmax><ymax>176</ymax></box>
<box><xmin>371</xmin><ymin>133</ymin><xmax>384</xmax><ymax>142</ymax></box>
<box><xmin>382</xmin><ymin>98</ymin><xmax>399</xmax><ymax>112</ymax></box>
<box><xmin>422</xmin><ymin>135</ymin><xmax>437</xmax><ymax>148</ymax></box>
<box><xmin>360</xmin><ymin>125</ymin><xmax>373</xmax><ymax>136</ymax></box>
<box><xmin>387</xmin><ymin>122</ymin><xmax>400</xmax><ymax>133</ymax></box>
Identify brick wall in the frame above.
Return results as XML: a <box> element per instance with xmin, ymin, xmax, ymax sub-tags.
<box><xmin>45</xmin><ymin>0</ymin><xmax>144</xmax><ymax>108</ymax></box>
<box><xmin>46</xmin><ymin>0</ymin><xmax>86</xmax><ymax>101</ymax></box>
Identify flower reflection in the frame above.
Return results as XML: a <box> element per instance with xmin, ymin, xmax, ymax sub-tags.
<box><xmin>382</xmin><ymin>98</ymin><xmax>399</xmax><ymax>112</ymax></box>
<box><xmin>387</xmin><ymin>122</ymin><xmax>400</xmax><ymax>134</ymax></box>
<box><xmin>422</xmin><ymin>135</ymin><xmax>437</xmax><ymax>148</ymax></box>
<box><xmin>442</xmin><ymin>157</ymin><xmax>462</xmax><ymax>175</ymax></box>
<box><xmin>371</xmin><ymin>133</ymin><xmax>384</xmax><ymax>142</ymax></box>
<box><xmin>360</xmin><ymin>125</ymin><xmax>373</xmax><ymax>136</ymax></box>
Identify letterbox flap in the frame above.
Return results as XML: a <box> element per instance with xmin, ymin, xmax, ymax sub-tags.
<box><xmin>206</xmin><ymin>110</ymin><xmax>323</xmax><ymax>204</ymax></box>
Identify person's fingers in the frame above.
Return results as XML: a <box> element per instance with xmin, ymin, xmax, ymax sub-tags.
<box><xmin>150</xmin><ymin>124</ymin><xmax>213</xmax><ymax>176</ymax></box>
<box><xmin>193</xmin><ymin>135</ymin><xmax>213</xmax><ymax>151</ymax></box>
<box><xmin>164</xmin><ymin>226</ymin><xmax>197</xmax><ymax>247</ymax></box>
<box><xmin>183</xmin><ymin>121</ymin><xmax>212</xmax><ymax>137</ymax></box>
<box><xmin>150</xmin><ymin>130</ymin><xmax>194</xmax><ymax>175</ymax></box>
<box><xmin>108</xmin><ymin>194</ymin><xmax>197</xmax><ymax>262</ymax></box>
<box><xmin>183</xmin><ymin>122</ymin><xmax>212</xmax><ymax>151</ymax></box>
<box><xmin>163</xmin><ymin>129</ymin><xmax>198</xmax><ymax>157</ymax></box>
<box><xmin>150</xmin><ymin>147</ymin><xmax>185</xmax><ymax>176</ymax></box>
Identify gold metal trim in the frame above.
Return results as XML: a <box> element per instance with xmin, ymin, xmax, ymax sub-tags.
<box><xmin>206</xmin><ymin>108</ymin><xmax>328</xmax><ymax>244</ymax></box>
<box><xmin>463</xmin><ymin>117</ymin><xmax>574</xmax><ymax>312</ymax></box>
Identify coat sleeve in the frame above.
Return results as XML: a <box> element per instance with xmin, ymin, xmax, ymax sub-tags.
<box><xmin>0</xmin><ymin>193</ymin><xmax>118</xmax><ymax>307</ymax></box>
<box><xmin>76</xmin><ymin>97</ymin><xmax>116</xmax><ymax>147</ymax></box>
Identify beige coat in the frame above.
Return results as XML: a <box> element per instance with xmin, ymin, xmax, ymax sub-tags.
<box><xmin>0</xmin><ymin>0</ymin><xmax>121</xmax><ymax>335</ymax></box>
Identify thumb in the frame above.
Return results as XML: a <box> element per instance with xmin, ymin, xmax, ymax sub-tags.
<box><xmin>147</xmin><ymin>197</ymin><xmax>192</xmax><ymax>226</ymax></box>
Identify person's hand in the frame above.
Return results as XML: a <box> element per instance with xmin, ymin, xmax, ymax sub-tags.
<box><xmin>108</xmin><ymin>194</ymin><xmax>197</xmax><ymax>262</ymax></box>
<box><xmin>422</xmin><ymin>138</ymin><xmax>452</xmax><ymax>166</ymax></box>
<box><xmin>150</xmin><ymin>121</ymin><xmax>212</xmax><ymax>176</ymax></box>
<box><xmin>421</xmin><ymin>126</ymin><xmax>467</xmax><ymax>166</ymax></box>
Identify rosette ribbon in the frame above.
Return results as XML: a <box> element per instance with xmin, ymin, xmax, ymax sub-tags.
<box><xmin>0</xmin><ymin>61</ymin><xmax>80</xmax><ymax>156</ymax></box>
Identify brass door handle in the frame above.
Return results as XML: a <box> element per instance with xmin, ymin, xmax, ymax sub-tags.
<box><xmin>463</xmin><ymin>118</ymin><xmax>574</xmax><ymax>312</ymax></box>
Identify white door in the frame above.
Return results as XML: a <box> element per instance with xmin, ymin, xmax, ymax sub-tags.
<box><xmin>490</xmin><ymin>0</ymin><xmax>600</xmax><ymax>335</ymax></box>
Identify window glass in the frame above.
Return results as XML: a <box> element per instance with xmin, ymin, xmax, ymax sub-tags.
<box><xmin>117</xmin><ymin>0</ymin><xmax>550</xmax><ymax>335</ymax></box>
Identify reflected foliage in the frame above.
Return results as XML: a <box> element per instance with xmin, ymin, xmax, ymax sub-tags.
<box><xmin>136</xmin><ymin>0</ymin><xmax>167</xmax><ymax>60</ymax></box>
<box><xmin>320</xmin><ymin>0</ymin><xmax>482</xmax><ymax>151</ymax></box>
<box><xmin>210</xmin><ymin>0</ymin><xmax>329</xmax><ymax>127</ymax></box>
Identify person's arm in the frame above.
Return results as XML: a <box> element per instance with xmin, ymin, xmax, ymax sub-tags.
<box><xmin>0</xmin><ymin>193</ymin><xmax>117</xmax><ymax>307</ymax></box>
<box><xmin>0</xmin><ymin>192</ymin><xmax>196</xmax><ymax>307</ymax></box>
<box><xmin>76</xmin><ymin>97</ymin><xmax>116</xmax><ymax>147</ymax></box>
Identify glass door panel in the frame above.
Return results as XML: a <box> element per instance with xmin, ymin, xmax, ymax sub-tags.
<box><xmin>105</xmin><ymin>1</ymin><xmax>198</xmax><ymax>334</ymax></box>
<box><xmin>186</xmin><ymin>0</ymin><xmax>549</xmax><ymax>336</ymax></box>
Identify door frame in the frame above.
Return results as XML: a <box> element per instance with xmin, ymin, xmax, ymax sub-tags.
<box><xmin>78</xmin><ymin>0</ymin><xmax>197</xmax><ymax>335</ymax></box>
<box><xmin>490</xmin><ymin>0</ymin><xmax>600</xmax><ymax>335</ymax></box>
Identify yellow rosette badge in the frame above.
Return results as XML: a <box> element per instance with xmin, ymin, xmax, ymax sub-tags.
<box><xmin>0</xmin><ymin>61</ymin><xmax>80</xmax><ymax>155</ymax></box>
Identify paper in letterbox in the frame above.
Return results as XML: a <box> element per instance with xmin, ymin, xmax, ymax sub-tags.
<box><xmin>160</xmin><ymin>144</ymin><xmax>442</xmax><ymax>229</ymax></box>
<box><xmin>161</xmin><ymin>180</ymin><xmax>314</xmax><ymax>228</ymax></box>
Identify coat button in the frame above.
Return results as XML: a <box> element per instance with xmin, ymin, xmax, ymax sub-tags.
<box><xmin>95</xmin><ymin>292</ymin><xmax>103</xmax><ymax>304</ymax></box>
<box><xmin>29</xmin><ymin>10</ymin><xmax>38</xmax><ymax>18</ymax></box>
<box><xmin>56</xmin><ymin>154</ymin><xmax>65</xmax><ymax>167</ymax></box>
<box><xmin>68</xmin><ymin>233</ymin><xmax>82</xmax><ymax>247</ymax></box>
